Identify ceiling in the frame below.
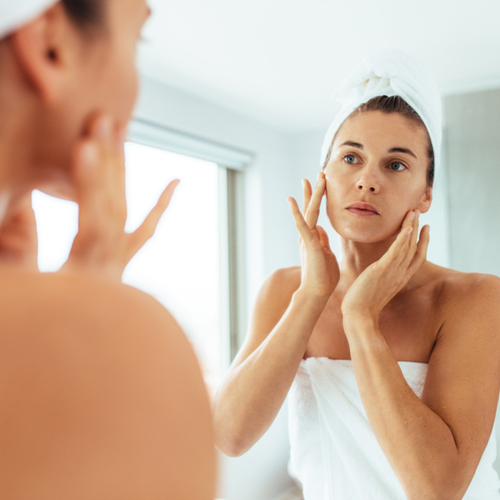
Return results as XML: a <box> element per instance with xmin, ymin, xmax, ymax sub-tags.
<box><xmin>138</xmin><ymin>0</ymin><xmax>500</xmax><ymax>131</ymax></box>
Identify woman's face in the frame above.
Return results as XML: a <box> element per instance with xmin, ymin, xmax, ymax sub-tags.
<box><xmin>324</xmin><ymin>110</ymin><xmax>432</xmax><ymax>244</ymax></box>
<box><xmin>69</xmin><ymin>0</ymin><xmax>150</xmax><ymax>128</ymax></box>
<box><xmin>24</xmin><ymin>0</ymin><xmax>151</xmax><ymax>198</ymax></box>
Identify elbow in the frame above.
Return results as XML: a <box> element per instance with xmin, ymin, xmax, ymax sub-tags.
<box><xmin>405</xmin><ymin>472</ymin><xmax>469</xmax><ymax>500</ymax></box>
<box><xmin>215</xmin><ymin>433</ymin><xmax>251</xmax><ymax>458</ymax></box>
<box><xmin>407</xmin><ymin>491</ymin><xmax>463</xmax><ymax>500</ymax></box>
<box><xmin>213</xmin><ymin>415</ymin><xmax>253</xmax><ymax>458</ymax></box>
<box><xmin>213</xmin><ymin>400</ymin><xmax>256</xmax><ymax>457</ymax></box>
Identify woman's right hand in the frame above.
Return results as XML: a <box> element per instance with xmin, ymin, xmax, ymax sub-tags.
<box><xmin>288</xmin><ymin>171</ymin><xmax>340</xmax><ymax>298</ymax></box>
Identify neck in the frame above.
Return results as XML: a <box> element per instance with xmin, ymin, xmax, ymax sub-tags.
<box><xmin>0</xmin><ymin>50</ymin><xmax>74</xmax><ymax>225</ymax></box>
<box><xmin>337</xmin><ymin>235</ymin><xmax>396</xmax><ymax>292</ymax></box>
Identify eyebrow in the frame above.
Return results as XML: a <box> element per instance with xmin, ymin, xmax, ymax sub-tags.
<box><xmin>339</xmin><ymin>141</ymin><xmax>418</xmax><ymax>159</ymax></box>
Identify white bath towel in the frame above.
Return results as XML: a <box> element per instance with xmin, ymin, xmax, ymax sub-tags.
<box><xmin>288</xmin><ymin>358</ymin><xmax>500</xmax><ymax>500</ymax></box>
<box><xmin>0</xmin><ymin>0</ymin><xmax>58</xmax><ymax>39</ymax></box>
<box><xmin>321</xmin><ymin>49</ymin><xmax>442</xmax><ymax>177</ymax></box>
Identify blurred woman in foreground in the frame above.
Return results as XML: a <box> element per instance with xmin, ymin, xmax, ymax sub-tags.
<box><xmin>0</xmin><ymin>1</ymin><xmax>215</xmax><ymax>498</ymax></box>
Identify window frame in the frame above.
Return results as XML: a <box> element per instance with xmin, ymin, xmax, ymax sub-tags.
<box><xmin>128</xmin><ymin>118</ymin><xmax>249</xmax><ymax>373</ymax></box>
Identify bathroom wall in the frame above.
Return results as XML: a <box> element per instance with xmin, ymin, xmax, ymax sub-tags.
<box><xmin>443</xmin><ymin>88</ymin><xmax>500</xmax><ymax>276</ymax></box>
<box><xmin>443</xmin><ymin>87</ymin><xmax>500</xmax><ymax>474</ymax></box>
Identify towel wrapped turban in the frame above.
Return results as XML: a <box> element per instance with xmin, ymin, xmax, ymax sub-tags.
<box><xmin>0</xmin><ymin>0</ymin><xmax>59</xmax><ymax>39</ymax></box>
<box><xmin>321</xmin><ymin>49</ymin><xmax>442</xmax><ymax>177</ymax></box>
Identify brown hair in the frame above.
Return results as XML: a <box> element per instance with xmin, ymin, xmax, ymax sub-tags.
<box><xmin>324</xmin><ymin>95</ymin><xmax>435</xmax><ymax>187</ymax></box>
<box><xmin>61</xmin><ymin>0</ymin><xmax>106</xmax><ymax>29</ymax></box>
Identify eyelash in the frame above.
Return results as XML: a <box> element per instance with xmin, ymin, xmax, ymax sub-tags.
<box><xmin>342</xmin><ymin>155</ymin><xmax>408</xmax><ymax>172</ymax></box>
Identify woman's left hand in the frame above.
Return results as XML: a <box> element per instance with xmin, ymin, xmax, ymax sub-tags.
<box><xmin>341</xmin><ymin>210</ymin><xmax>430</xmax><ymax>323</ymax></box>
<box><xmin>59</xmin><ymin>113</ymin><xmax>179</xmax><ymax>281</ymax></box>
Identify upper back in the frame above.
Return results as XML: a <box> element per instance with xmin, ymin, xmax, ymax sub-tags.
<box><xmin>0</xmin><ymin>268</ymin><xmax>216</xmax><ymax>500</ymax></box>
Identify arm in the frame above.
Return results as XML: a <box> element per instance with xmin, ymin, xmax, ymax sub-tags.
<box><xmin>214</xmin><ymin>270</ymin><xmax>330</xmax><ymax>457</ymax></box>
<box><xmin>0</xmin><ymin>273</ymin><xmax>216</xmax><ymax>500</ymax></box>
<box><xmin>213</xmin><ymin>173</ymin><xmax>339</xmax><ymax>457</ymax></box>
<box><xmin>342</xmin><ymin>212</ymin><xmax>500</xmax><ymax>500</ymax></box>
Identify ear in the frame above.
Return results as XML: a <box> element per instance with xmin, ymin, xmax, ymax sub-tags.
<box><xmin>9</xmin><ymin>4</ymin><xmax>75</xmax><ymax>105</ymax></box>
<box><xmin>417</xmin><ymin>186</ymin><xmax>433</xmax><ymax>214</ymax></box>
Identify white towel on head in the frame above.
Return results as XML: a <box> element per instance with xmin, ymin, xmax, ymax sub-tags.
<box><xmin>0</xmin><ymin>0</ymin><xmax>59</xmax><ymax>40</ymax></box>
<box><xmin>321</xmin><ymin>49</ymin><xmax>442</xmax><ymax>177</ymax></box>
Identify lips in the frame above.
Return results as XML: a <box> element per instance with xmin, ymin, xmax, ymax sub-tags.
<box><xmin>346</xmin><ymin>202</ymin><xmax>380</xmax><ymax>216</ymax></box>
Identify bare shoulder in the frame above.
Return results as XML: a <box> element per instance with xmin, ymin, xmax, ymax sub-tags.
<box><xmin>231</xmin><ymin>266</ymin><xmax>302</xmax><ymax>368</ymax></box>
<box><xmin>0</xmin><ymin>269</ymin><xmax>216</xmax><ymax>500</ymax></box>
<box><xmin>255</xmin><ymin>266</ymin><xmax>302</xmax><ymax>311</ymax></box>
<box><xmin>431</xmin><ymin>265</ymin><xmax>500</xmax><ymax>314</ymax></box>
<box><xmin>424</xmin><ymin>264</ymin><xmax>500</xmax><ymax>357</ymax></box>
<box><xmin>0</xmin><ymin>269</ymin><xmax>192</xmax><ymax>359</ymax></box>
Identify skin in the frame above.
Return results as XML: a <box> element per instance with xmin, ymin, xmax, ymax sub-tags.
<box><xmin>0</xmin><ymin>1</ymin><xmax>216</xmax><ymax>498</ymax></box>
<box><xmin>213</xmin><ymin>111</ymin><xmax>500</xmax><ymax>500</ymax></box>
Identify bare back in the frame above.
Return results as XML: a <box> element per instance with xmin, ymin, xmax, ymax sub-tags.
<box><xmin>0</xmin><ymin>268</ymin><xmax>216</xmax><ymax>500</ymax></box>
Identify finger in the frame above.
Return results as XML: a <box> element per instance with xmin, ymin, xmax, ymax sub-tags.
<box><xmin>126</xmin><ymin>180</ymin><xmax>180</xmax><ymax>260</ymax></box>
<box><xmin>73</xmin><ymin>139</ymin><xmax>100</xmax><ymax>221</ymax></box>
<box><xmin>304</xmin><ymin>173</ymin><xmax>326</xmax><ymax>229</ymax></box>
<box><xmin>408</xmin><ymin>225</ymin><xmax>430</xmax><ymax>275</ymax></box>
<box><xmin>302</xmin><ymin>179</ymin><xmax>313</xmax><ymax>215</ymax></box>
<box><xmin>96</xmin><ymin>116</ymin><xmax>127</xmax><ymax>226</ymax></box>
<box><xmin>288</xmin><ymin>197</ymin><xmax>315</xmax><ymax>245</ymax></box>
<box><xmin>381</xmin><ymin>224</ymin><xmax>413</xmax><ymax>266</ymax></box>
<box><xmin>396</xmin><ymin>209</ymin><xmax>418</xmax><ymax>261</ymax></box>
<box><xmin>404</xmin><ymin>209</ymin><xmax>421</xmax><ymax>265</ymax></box>
<box><xmin>317</xmin><ymin>225</ymin><xmax>334</xmax><ymax>254</ymax></box>
<box><xmin>87</xmin><ymin>115</ymin><xmax>127</xmax><ymax>229</ymax></box>
<box><xmin>70</xmin><ymin>139</ymin><xmax>114</xmax><ymax>258</ymax></box>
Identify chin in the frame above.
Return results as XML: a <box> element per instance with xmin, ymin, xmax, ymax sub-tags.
<box><xmin>328</xmin><ymin>211</ymin><xmax>400</xmax><ymax>244</ymax></box>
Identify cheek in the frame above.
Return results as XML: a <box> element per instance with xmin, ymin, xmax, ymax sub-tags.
<box><xmin>101</xmin><ymin>45</ymin><xmax>140</xmax><ymax>122</ymax></box>
<box><xmin>325</xmin><ymin>175</ymin><xmax>347</xmax><ymax>226</ymax></box>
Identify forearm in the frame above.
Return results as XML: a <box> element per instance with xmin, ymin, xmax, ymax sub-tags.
<box><xmin>345</xmin><ymin>317</ymin><xmax>462</xmax><ymax>500</ymax></box>
<box><xmin>214</xmin><ymin>289</ymin><xmax>328</xmax><ymax>456</ymax></box>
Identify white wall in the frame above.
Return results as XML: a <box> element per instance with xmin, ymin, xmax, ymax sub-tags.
<box><xmin>134</xmin><ymin>76</ymin><xmax>298</xmax><ymax>500</ymax></box>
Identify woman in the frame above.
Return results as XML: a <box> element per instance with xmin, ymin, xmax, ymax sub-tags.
<box><xmin>214</xmin><ymin>50</ymin><xmax>500</xmax><ymax>499</ymax></box>
<box><xmin>0</xmin><ymin>1</ymin><xmax>215</xmax><ymax>499</ymax></box>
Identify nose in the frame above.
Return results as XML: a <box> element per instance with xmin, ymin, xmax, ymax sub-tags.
<box><xmin>355</xmin><ymin>165</ymin><xmax>380</xmax><ymax>194</ymax></box>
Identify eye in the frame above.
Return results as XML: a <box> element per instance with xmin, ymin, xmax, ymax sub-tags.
<box><xmin>388</xmin><ymin>162</ymin><xmax>407</xmax><ymax>171</ymax></box>
<box><xmin>343</xmin><ymin>154</ymin><xmax>358</xmax><ymax>164</ymax></box>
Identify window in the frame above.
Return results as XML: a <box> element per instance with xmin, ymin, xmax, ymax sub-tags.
<box><xmin>33</xmin><ymin>133</ymin><xmax>247</xmax><ymax>396</ymax></box>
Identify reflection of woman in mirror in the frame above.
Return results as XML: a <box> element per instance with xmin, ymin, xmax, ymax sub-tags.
<box><xmin>0</xmin><ymin>1</ymin><xmax>215</xmax><ymax>498</ymax></box>
<box><xmin>215</xmin><ymin>50</ymin><xmax>500</xmax><ymax>499</ymax></box>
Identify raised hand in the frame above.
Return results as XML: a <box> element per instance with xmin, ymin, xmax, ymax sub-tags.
<box><xmin>341</xmin><ymin>209</ymin><xmax>430</xmax><ymax>321</ymax></box>
<box><xmin>288</xmin><ymin>171</ymin><xmax>340</xmax><ymax>298</ymax></box>
<box><xmin>60</xmin><ymin>113</ymin><xmax>179</xmax><ymax>281</ymax></box>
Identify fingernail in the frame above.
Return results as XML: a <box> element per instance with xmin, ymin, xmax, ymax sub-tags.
<box><xmin>81</xmin><ymin>142</ymin><xmax>97</xmax><ymax>167</ymax></box>
<box><xmin>410</xmin><ymin>211</ymin><xmax>415</xmax><ymax>221</ymax></box>
<box><xmin>96</xmin><ymin>117</ymin><xmax>112</xmax><ymax>139</ymax></box>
